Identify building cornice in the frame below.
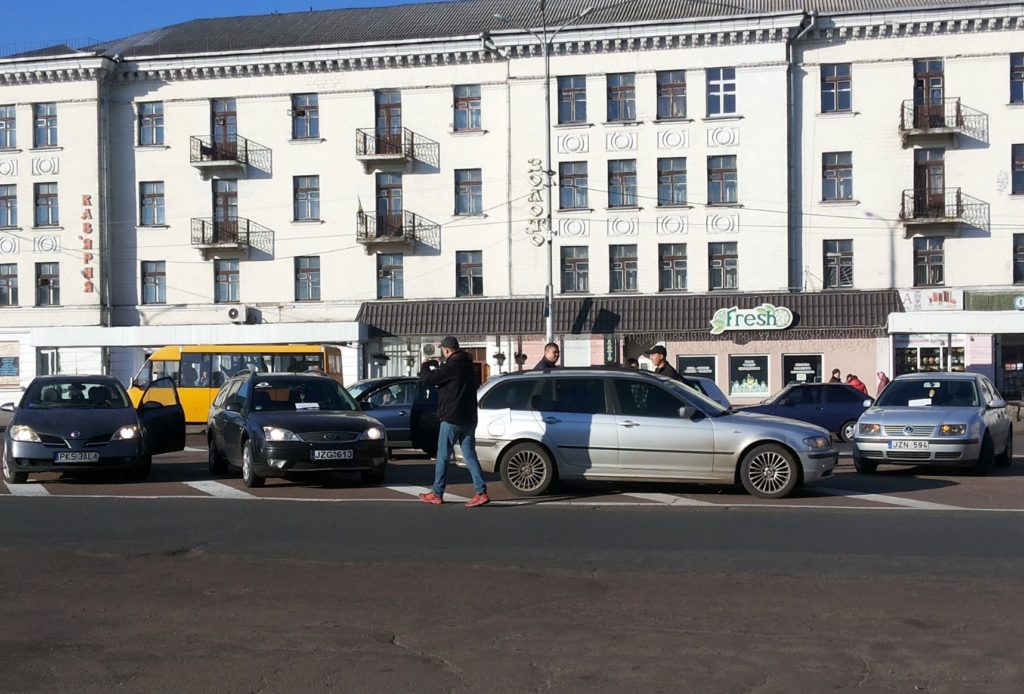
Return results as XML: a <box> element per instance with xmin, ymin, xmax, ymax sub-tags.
<box><xmin>0</xmin><ymin>57</ymin><xmax>111</xmax><ymax>85</ymax></box>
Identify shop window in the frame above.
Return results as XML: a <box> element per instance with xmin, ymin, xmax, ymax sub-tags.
<box><xmin>894</xmin><ymin>344</ymin><xmax>965</xmax><ymax>376</ymax></box>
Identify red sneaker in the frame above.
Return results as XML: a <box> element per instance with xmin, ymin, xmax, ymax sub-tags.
<box><xmin>418</xmin><ymin>492</ymin><xmax>443</xmax><ymax>505</ymax></box>
<box><xmin>465</xmin><ymin>493</ymin><xmax>490</xmax><ymax>508</ymax></box>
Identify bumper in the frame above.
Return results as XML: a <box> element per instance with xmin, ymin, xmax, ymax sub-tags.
<box><xmin>255</xmin><ymin>440</ymin><xmax>387</xmax><ymax>477</ymax></box>
<box><xmin>853</xmin><ymin>437</ymin><xmax>979</xmax><ymax>465</ymax></box>
<box><xmin>470</xmin><ymin>437</ymin><xmax>504</xmax><ymax>473</ymax></box>
<box><xmin>798</xmin><ymin>449</ymin><xmax>838</xmax><ymax>483</ymax></box>
<box><xmin>6</xmin><ymin>439</ymin><xmax>141</xmax><ymax>474</ymax></box>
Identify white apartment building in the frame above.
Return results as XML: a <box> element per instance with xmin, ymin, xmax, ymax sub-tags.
<box><xmin>0</xmin><ymin>0</ymin><xmax>1022</xmax><ymax>404</ymax></box>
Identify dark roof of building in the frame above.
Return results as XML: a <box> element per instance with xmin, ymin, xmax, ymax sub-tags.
<box><xmin>8</xmin><ymin>0</ymin><xmax>1008</xmax><ymax>60</ymax></box>
<box><xmin>356</xmin><ymin>290</ymin><xmax>904</xmax><ymax>340</ymax></box>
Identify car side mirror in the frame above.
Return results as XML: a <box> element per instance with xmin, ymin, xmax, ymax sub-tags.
<box><xmin>678</xmin><ymin>405</ymin><xmax>697</xmax><ymax>419</ymax></box>
<box><xmin>988</xmin><ymin>398</ymin><xmax>1007</xmax><ymax>409</ymax></box>
<box><xmin>863</xmin><ymin>399</ymin><xmax>873</xmax><ymax>408</ymax></box>
<box><xmin>225</xmin><ymin>400</ymin><xmax>242</xmax><ymax>413</ymax></box>
<box><xmin>0</xmin><ymin>402</ymin><xmax>14</xmax><ymax>413</ymax></box>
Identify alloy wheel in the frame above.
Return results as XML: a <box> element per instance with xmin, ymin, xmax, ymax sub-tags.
<box><xmin>747</xmin><ymin>450</ymin><xmax>792</xmax><ymax>496</ymax></box>
<box><xmin>506</xmin><ymin>449</ymin><xmax>548</xmax><ymax>493</ymax></box>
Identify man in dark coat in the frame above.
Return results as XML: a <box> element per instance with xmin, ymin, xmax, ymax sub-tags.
<box><xmin>417</xmin><ymin>336</ymin><xmax>489</xmax><ymax>507</ymax></box>
<box><xmin>534</xmin><ymin>342</ymin><xmax>560</xmax><ymax>370</ymax></box>
<box><xmin>645</xmin><ymin>345</ymin><xmax>682</xmax><ymax>381</ymax></box>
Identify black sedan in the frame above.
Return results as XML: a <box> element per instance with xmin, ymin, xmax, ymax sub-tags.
<box><xmin>207</xmin><ymin>372</ymin><xmax>387</xmax><ymax>487</ymax></box>
<box><xmin>1</xmin><ymin>375</ymin><xmax>185</xmax><ymax>483</ymax></box>
<box><xmin>348</xmin><ymin>376</ymin><xmax>440</xmax><ymax>456</ymax></box>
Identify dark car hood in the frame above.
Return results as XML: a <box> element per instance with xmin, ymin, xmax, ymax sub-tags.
<box><xmin>12</xmin><ymin>407</ymin><xmax>137</xmax><ymax>437</ymax></box>
<box><xmin>249</xmin><ymin>411</ymin><xmax>380</xmax><ymax>433</ymax></box>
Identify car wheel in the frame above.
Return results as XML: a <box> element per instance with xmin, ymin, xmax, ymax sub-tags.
<box><xmin>1</xmin><ymin>445</ymin><xmax>27</xmax><ymax>484</ymax></box>
<box><xmin>995</xmin><ymin>428</ymin><xmax>1013</xmax><ymax>468</ymax></box>
<box><xmin>241</xmin><ymin>441</ymin><xmax>265</xmax><ymax>488</ymax></box>
<box><xmin>852</xmin><ymin>455</ymin><xmax>878</xmax><ymax>474</ymax></box>
<box><xmin>500</xmin><ymin>442</ymin><xmax>555</xmax><ymax>497</ymax></box>
<box><xmin>126</xmin><ymin>448</ymin><xmax>152</xmax><ymax>482</ymax></box>
<box><xmin>360</xmin><ymin>463</ymin><xmax>387</xmax><ymax>485</ymax></box>
<box><xmin>839</xmin><ymin>420</ymin><xmax>857</xmax><ymax>444</ymax></box>
<box><xmin>208</xmin><ymin>437</ymin><xmax>229</xmax><ymax>475</ymax></box>
<box><xmin>972</xmin><ymin>434</ymin><xmax>995</xmax><ymax>476</ymax></box>
<box><xmin>739</xmin><ymin>444</ymin><xmax>799</xmax><ymax>499</ymax></box>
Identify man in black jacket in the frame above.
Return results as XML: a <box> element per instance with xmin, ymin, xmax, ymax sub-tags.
<box><xmin>534</xmin><ymin>342</ymin><xmax>560</xmax><ymax>370</ymax></box>
<box><xmin>417</xmin><ymin>336</ymin><xmax>489</xmax><ymax>507</ymax></box>
<box><xmin>645</xmin><ymin>345</ymin><xmax>682</xmax><ymax>381</ymax></box>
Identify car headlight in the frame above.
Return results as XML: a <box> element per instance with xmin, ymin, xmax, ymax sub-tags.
<box><xmin>803</xmin><ymin>436</ymin><xmax>831</xmax><ymax>450</ymax></box>
<box><xmin>10</xmin><ymin>425</ymin><xmax>41</xmax><ymax>443</ymax></box>
<box><xmin>111</xmin><ymin>425</ymin><xmax>138</xmax><ymax>441</ymax></box>
<box><xmin>359</xmin><ymin>426</ymin><xmax>385</xmax><ymax>441</ymax></box>
<box><xmin>938</xmin><ymin>424</ymin><xmax>967</xmax><ymax>436</ymax></box>
<box><xmin>859</xmin><ymin>423</ymin><xmax>881</xmax><ymax>435</ymax></box>
<box><xmin>262</xmin><ymin>426</ymin><xmax>302</xmax><ymax>442</ymax></box>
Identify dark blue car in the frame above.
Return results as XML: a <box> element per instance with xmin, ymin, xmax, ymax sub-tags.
<box><xmin>741</xmin><ymin>383</ymin><xmax>872</xmax><ymax>442</ymax></box>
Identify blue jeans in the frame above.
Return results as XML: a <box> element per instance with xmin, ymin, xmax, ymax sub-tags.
<box><xmin>433</xmin><ymin>421</ymin><xmax>487</xmax><ymax>496</ymax></box>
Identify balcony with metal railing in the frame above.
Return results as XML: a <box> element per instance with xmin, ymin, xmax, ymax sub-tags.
<box><xmin>356</xmin><ymin>209</ymin><xmax>439</xmax><ymax>250</ymax></box>
<box><xmin>190</xmin><ymin>217</ymin><xmax>274</xmax><ymax>259</ymax></box>
<box><xmin>354</xmin><ymin>128</ymin><xmax>440</xmax><ymax>171</ymax></box>
<box><xmin>189</xmin><ymin>135</ymin><xmax>273</xmax><ymax>177</ymax></box>
<box><xmin>898</xmin><ymin>98</ymin><xmax>987</xmax><ymax>146</ymax></box>
<box><xmin>898</xmin><ymin>187</ymin><xmax>989</xmax><ymax>232</ymax></box>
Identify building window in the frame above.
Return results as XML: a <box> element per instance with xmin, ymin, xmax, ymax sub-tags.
<box><xmin>821</xmin><ymin>64</ymin><xmax>852</xmax><ymax>112</ymax></box>
<box><xmin>34</xmin><ymin>182</ymin><xmax>58</xmax><ymax>227</ymax></box>
<box><xmin>706</xmin><ymin>67</ymin><xmax>736</xmax><ymax>117</ymax></box>
<box><xmin>659</xmin><ymin>243</ymin><xmax>687</xmax><ymax>291</ymax></box>
<box><xmin>214</xmin><ymin>259</ymin><xmax>240</xmax><ymax>303</ymax></box>
<box><xmin>454</xmin><ymin>168</ymin><xmax>483</xmax><ymax>215</ymax></box>
<box><xmin>0</xmin><ymin>184</ymin><xmax>15</xmax><ymax>227</ymax></box>
<box><xmin>377</xmin><ymin>253</ymin><xmax>404</xmax><ymax>299</ymax></box>
<box><xmin>609</xmin><ymin>244</ymin><xmax>637</xmax><ymax>293</ymax></box>
<box><xmin>37</xmin><ymin>348</ymin><xmax>60</xmax><ymax>376</ymax></box>
<box><xmin>913</xmin><ymin>237</ymin><xmax>944</xmax><ymax>287</ymax></box>
<box><xmin>0</xmin><ymin>104</ymin><xmax>15</xmax><ymax>149</ymax></box>
<box><xmin>608</xmin><ymin>159</ymin><xmax>637</xmax><ymax>208</ymax></box>
<box><xmin>557</xmin><ymin>75</ymin><xmax>587</xmax><ymax>124</ymax></box>
<box><xmin>707</xmin><ymin>155</ymin><xmax>737</xmax><ymax>204</ymax></box>
<box><xmin>1013</xmin><ymin>144</ymin><xmax>1024</xmax><ymax>195</ymax></box>
<box><xmin>709</xmin><ymin>242</ymin><xmax>737</xmax><ymax>290</ymax></box>
<box><xmin>824</xmin><ymin>239</ymin><xmax>854</xmax><ymax>289</ymax></box>
<box><xmin>455</xmin><ymin>250</ymin><xmax>483</xmax><ymax>297</ymax></box>
<box><xmin>141</xmin><ymin>261</ymin><xmax>166</xmax><ymax>305</ymax></box>
<box><xmin>294</xmin><ymin>256</ymin><xmax>320</xmax><ymax>301</ymax></box>
<box><xmin>35</xmin><ymin>262</ymin><xmax>59</xmax><ymax>306</ymax></box>
<box><xmin>0</xmin><ymin>263</ymin><xmax>17</xmax><ymax>306</ymax></box>
<box><xmin>560</xmin><ymin>246</ymin><xmax>589</xmax><ymax>293</ymax></box>
<box><xmin>33</xmin><ymin>103</ymin><xmax>57</xmax><ymax>147</ymax></box>
<box><xmin>559</xmin><ymin>162</ymin><xmax>588</xmax><ymax>209</ymax></box>
<box><xmin>822</xmin><ymin>152</ymin><xmax>853</xmax><ymax>200</ymax></box>
<box><xmin>1011</xmin><ymin>53</ymin><xmax>1023</xmax><ymax>104</ymax></box>
<box><xmin>657</xmin><ymin>157</ymin><xmax>687</xmax><ymax>206</ymax></box>
<box><xmin>1014</xmin><ymin>234</ymin><xmax>1024</xmax><ymax>284</ymax></box>
<box><xmin>453</xmin><ymin>85</ymin><xmax>481</xmax><ymax>131</ymax></box>
<box><xmin>656</xmin><ymin>70</ymin><xmax>687</xmax><ymax>120</ymax></box>
<box><xmin>139</xmin><ymin>181</ymin><xmax>164</xmax><ymax>226</ymax></box>
<box><xmin>293</xmin><ymin>175</ymin><xmax>320</xmax><ymax>220</ymax></box>
<box><xmin>607</xmin><ymin>73</ymin><xmax>635</xmax><ymax>122</ymax></box>
<box><xmin>138</xmin><ymin>102</ymin><xmax>164</xmax><ymax>146</ymax></box>
<box><xmin>291</xmin><ymin>94</ymin><xmax>319</xmax><ymax>139</ymax></box>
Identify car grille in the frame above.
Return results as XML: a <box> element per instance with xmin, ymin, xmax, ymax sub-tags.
<box><xmin>935</xmin><ymin>452</ymin><xmax>962</xmax><ymax>460</ymax></box>
<box><xmin>887</xmin><ymin>451</ymin><xmax>931</xmax><ymax>460</ymax></box>
<box><xmin>883</xmin><ymin>425</ymin><xmax>935</xmax><ymax>437</ymax></box>
<box><xmin>297</xmin><ymin>431</ymin><xmax>360</xmax><ymax>443</ymax></box>
<box><xmin>37</xmin><ymin>433</ymin><xmax>67</xmax><ymax>447</ymax></box>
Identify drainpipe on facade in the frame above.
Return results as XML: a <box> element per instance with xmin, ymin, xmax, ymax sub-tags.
<box><xmin>786</xmin><ymin>11</ymin><xmax>816</xmax><ymax>292</ymax></box>
<box><xmin>97</xmin><ymin>59</ymin><xmax>116</xmax><ymax>375</ymax></box>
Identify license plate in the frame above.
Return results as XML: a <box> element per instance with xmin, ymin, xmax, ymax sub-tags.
<box><xmin>312</xmin><ymin>449</ymin><xmax>353</xmax><ymax>461</ymax></box>
<box><xmin>54</xmin><ymin>451</ymin><xmax>100</xmax><ymax>463</ymax></box>
<box><xmin>888</xmin><ymin>440</ymin><xmax>929</xmax><ymax>450</ymax></box>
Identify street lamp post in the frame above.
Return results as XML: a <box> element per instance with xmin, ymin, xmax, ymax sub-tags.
<box><xmin>495</xmin><ymin>1</ymin><xmax>594</xmax><ymax>345</ymax></box>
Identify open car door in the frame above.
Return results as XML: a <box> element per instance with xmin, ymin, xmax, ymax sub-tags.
<box><xmin>138</xmin><ymin>376</ymin><xmax>186</xmax><ymax>455</ymax></box>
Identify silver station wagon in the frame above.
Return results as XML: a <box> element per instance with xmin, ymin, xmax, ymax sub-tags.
<box><xmin>468</xmin><ymin>368</ymin><xmax>837</xmax><ymax>499</ymax></box>
<box><xmin>852</xmin><ymin>372</ymin><xmax>1013</xmax><ymax>475</ymax></box>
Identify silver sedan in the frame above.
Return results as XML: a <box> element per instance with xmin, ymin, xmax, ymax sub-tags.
<box><xmin>852</xmin><ymin>372</ymin><xmax>1012</xmax><ymax>475</ymax></box>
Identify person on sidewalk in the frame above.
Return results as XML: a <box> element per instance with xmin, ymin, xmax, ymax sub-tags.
<box><xmin>534</xmin><ymin>342</ymin><xmax>561</xmax><ymax>370</ymax></box>
<box><xmin>846</xmin><ymin>373</ymin><xmax>869</xmax><ymax>395</ymax></box>
<box><xmin>417</xmin><ymin>336</ymin><xmax>489</xmax><ymax>508</ymax></box>
<box><xmin>876</xmin><ymin>371</ymin><xmax>891</xmax><ymax>397</ymax></box>
<box><xmin>645</xmin><ymin>345</ymin><xmax>681</xmax><ymax>381</ymax></box>
<box><xmin>829</xmin><ymin>368</ymin><xmax>842</xmax><ymax>384</ymax></box>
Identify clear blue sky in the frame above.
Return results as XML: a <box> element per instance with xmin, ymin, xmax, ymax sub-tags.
<box><xmin>3</xmin><ymin>0</ymin><xmax>430</xmax><ymax>55</ymax></box>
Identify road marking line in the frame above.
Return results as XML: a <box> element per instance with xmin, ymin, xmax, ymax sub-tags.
<box><xmin>385</xmin><ymin>484</ymin><xmax>470</xmax><ymax>503</ymax></box>
<box><xmin>183</xmin><ymin>481</ymin><xmax>256</xmax><ymax>499</ymax></box>
<box><xmin>816</xmin><ymin>486</ymin><xmax>964</xmax><ymax>510</ymax></box>
<box><xmin>621</xmin><ymin>492</ymin><xmax>716</xmax><ymax>506</ymax></box>
<box><xmin>3</xmin><ymin>482</ymin><xmax>50</xmax><ymax>496</ymax></box>
<box><xmin>183</xmin><ymin>446</ymin><xmax>206</xmax><ymax>452</ymax></box>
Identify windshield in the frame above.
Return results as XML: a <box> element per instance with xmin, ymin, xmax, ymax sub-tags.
<box><xmin>22</xmin><ymin>380</ymin><xmax>131</xmax><ymax>409</ymax></box>
<box><xmin>663</xmin><ymin>378</ymin><xmax>729</xmax><ymax>416</ymax></box>
<box><xmin>251</xmin><ymin>378</ymin><xmax>359</xmax><ymax>413</ymax></box>
<box><xmin>875</xmin><ymin>379</ymin><xmax>980</xmax><ymax>408</ymax></box>
<box><xmin>346</xmin><ymin>380</ymin><xmax>380</xmax><ymax>400</ymax></box>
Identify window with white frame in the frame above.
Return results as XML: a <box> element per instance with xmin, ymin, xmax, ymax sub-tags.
<box><xmin>0</xmin><ymin>104</ymin><xmax>15</xmax><ymax>149</ymax></box>
<box><xmin>0</xmin><ymin>263</ymin><xmax>17</xmax><ymax>306</ymax></box>
<box><xmin>823</xmin><ymin>240</ymin><xmax>853</xmax><ymax>289</ymax></box>
<box><xmin>607</xmin><ymin>73</ymin><xmax>635</xmax><ymax>122</ymax></box>
<box><xmin>377</xmin><ymin>253</ymin><xmax>404</xmax><ymax>299</ymax></box>
<box><xmin>821</xmin><ymin>64</ymin><xmax>852</xmax><ymax>112</ymax></box>
<box><xmin>705</xmin><ymin>67</ymin><xmax>736</xmax><ymax>117</ymax></box>
<box><xmin>559</xmin><ymin>162</ymin><xmax>588</xmax><ymax>209</ymax></box>
<box><xmin>291</xmin><ymin>94</ymin><xmax>319</xmax><ymax>139</ymax></box>
<box><xmin>608</xmin><ymin>159</ymin><xmax>637</xmax><ymax>208</ymax></box>
<box><xmin>294</xmin><ymin>256</ymin><xmax>320</xmax><ymax>301</ymax></box>
<box><xmin>293</xmin><ymin>175</ymin><xmax>320</xmax><ymax>220</ymax></box>
<box><xmin>34</xmin><ymin>182</ymin><xmax>58</xmax><ymax>226</ymax></box>
<box><xmin>609</xmin><ymin>244</ymin><xmax>637</xmax><ymax>293</ymax></box>
<box><xmin>456</xmin><ymin>250</ymin><xmax>483</xmax><ymax>296</ymax></box>
<box><xmin>707</xmin><ymin>156</ymin><xmax>737</xmax><ymax>204</ymax></box>
<box><xmin>35</xmin><ymin>262</ymin><xmax>59</xmax><ymax>306</ymax></box>
<box><xmin>822</xmin><ymin>152</ymin><xmax>853</xmax><ymax>201</ymax></box>
<box><xmin>455</xmin><ymin>168</ymin><xmax>482</xmax><ymax>215</ymax></box>
<box><xmin>656</xmin><ymin>70</ymin><xmax>687</xmax><ymax>120</ymax></box>
<box><xmin>657</xmin><ymin>157</ymin><xmax>687</xmax><ymax>206</ymax></box>
<box><xmin>560</xmin><ymin>246</ymin><xmax>589</xmax><ymax>293</ymax></box>
<box><xmin>557</xmin><ymin>75</ymin><xmax>587</xmax><ymax>124</ymax></box>
<box><xmin>33</xmin><ymin>103</ymin><xmax>57</xmax><ymax>147</ymax></box>
<box><xmin>659</xmin><ymin>243</ymin><xmax>687</xmax><ymax>291</ymax></box>
<box><xmin>141</xmin><ymin>261</ymin><xmax>166</xmax><ymax>304</ymax></box>
<box><xmin>37</xmin><ymin>348</ymin><xmax>60</xmax><ymax>376</ymax></box>
<box><xmin>140</xmin><ymin>181</ymin><xmax>165</xmax><ymax>226</ymax></box>
<box><xmin>1011</xmin><ymin>53</ymin><xmax>1023</xmax><ymax>104</ymax></box>
<box><xmin>138</xmin><ymin>102</ymin><xmax>164</xmax><ymax>145</ymax></box>
<box><xmin>913</xmin><ymin>237</ymin><xmax>944</xmax><ymax>287</ymax></box>
<box><xmin>214</xmin><ymin>259</ymin><xmax>240</xmax><ymax>303</ymax></box>
<box><xmin>709</xmin><ymin>242</ymin><xmax>737</xmax><ymax>290</ymax></box>
<box><xmin>0</xmin><ymin>184</ymin><xmax>15</xmax><ymax>227</ymax></box>
<box><xmin>453</xmin><ymin>85</ymin><xmax>481</xmax><ymax>131</ymax></box>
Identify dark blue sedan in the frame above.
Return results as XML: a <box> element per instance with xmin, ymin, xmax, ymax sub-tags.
<box><xmin>741</xmin><ymin>383</ymin><xmax>873</xmax><ymax>442</ymax></box>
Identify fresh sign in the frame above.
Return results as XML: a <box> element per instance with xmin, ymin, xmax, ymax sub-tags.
<box><xmin>709</xmin><ymin>304</ymin><xmax>794</xmax><ymax>335</ymax></box>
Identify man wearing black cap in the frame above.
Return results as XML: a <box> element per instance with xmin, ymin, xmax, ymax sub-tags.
<box><xmin>417</xmin><ymin>336</ymin><xmax>489</xmax><ymax>507</ymax></box>
<box><xmin>645</xmin><ymin>345</ymin><xmax>682</xmax><ymax>381</ymax></box>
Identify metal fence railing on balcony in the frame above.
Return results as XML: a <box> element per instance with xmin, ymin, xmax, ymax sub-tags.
<box><xmin>899</xmin><ymin>98</ymin><xmax>986</xmax><ymax>138</ymax></box>
<box><xmin>354</xmin><ymin>128</ymin><xmax>440</xmax><ymax>167</ymax></box>
<box><xmin>899</xmin><ymin>187</ymin><xmax>988</xmax><ymax>227</ymax></box>
<box><xmin>191</xmin><ymin>217</ymin><xmax>270</xmax><ymax>247</ymax></box>
<box><xmin>190</xmin><ymin>135</ymin><xmax>251</xmax><ymax>165</ymax></box>
<box><xmin>356</xmin><ymin>209</ymin><xmax>439</xmax><ymax>245</ymax></box>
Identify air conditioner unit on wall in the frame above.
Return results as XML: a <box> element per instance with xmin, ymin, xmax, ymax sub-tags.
<box><xmin>227</xmin><ymin>305</ymin><xmax>259</xmax><ymax>324</ymax></box>
<box><xmin>421</xmin><ymin>342</ymin><xmax>438</xmax><ymax>359</ymax></box>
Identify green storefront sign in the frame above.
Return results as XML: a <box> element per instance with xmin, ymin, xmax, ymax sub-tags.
<box><xmin>709</xmin><ymin>303</ymin><xmax>794</xmax><ymax>335</ymax></box>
